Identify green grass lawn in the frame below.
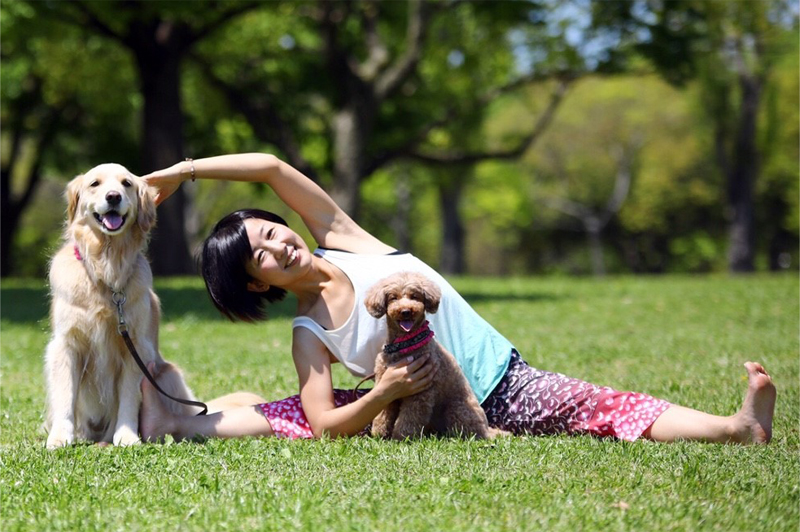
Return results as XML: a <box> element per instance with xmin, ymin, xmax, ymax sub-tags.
<box><xmin>2</xmin><ymin>274</ymin><xmax>798</xmax><ymax>531</ymax></box>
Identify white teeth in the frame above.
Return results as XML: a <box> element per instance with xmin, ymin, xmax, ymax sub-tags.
<box><xmin>287</xmin><ymin>249</ymin><xmax>297</xmax><ymax>268</ymax></box>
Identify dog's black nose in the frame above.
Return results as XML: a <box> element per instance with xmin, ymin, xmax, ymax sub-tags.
<box><xmin>106</xmin><ymin>191</ymin><xmax>122</xmax><ymax>206</ymax></box>
<box><xmin>401</xmin><ymin>309</ymin><xmax>412</xmax><ymax>319</ymax></box>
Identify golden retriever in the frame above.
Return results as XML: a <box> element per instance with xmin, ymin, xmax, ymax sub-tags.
<box><xmin>44</xmin><ymin>163</ymin><xmax>199</xmax><ymax>449</ymax></box>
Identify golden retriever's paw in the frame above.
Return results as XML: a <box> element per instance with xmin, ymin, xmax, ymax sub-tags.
<box><xmin>46</xmin><ymin>422</ymin><xmax>75</xmax><ymax>449</ymax></box>
<box><xmin>113</xmin><ymin>427</ymin><xmax>142</xmax><ymax>447</ymax></box>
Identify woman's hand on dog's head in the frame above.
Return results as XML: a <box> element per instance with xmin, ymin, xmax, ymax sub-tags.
<box><xmin>376</xmin><ymin>354</ymin><xmax>436</xmax><ymax>401</ymax></box>
<box><xmin>142</xmin><ymin>161</ymin><xmax>189</xmax><ymax>206</ymax></box>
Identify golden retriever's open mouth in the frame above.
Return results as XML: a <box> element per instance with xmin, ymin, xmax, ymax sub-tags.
<box><xmin>93</xmin><ymin>210</ymin><xmax>128</xmax><ymax>232</ymax></box>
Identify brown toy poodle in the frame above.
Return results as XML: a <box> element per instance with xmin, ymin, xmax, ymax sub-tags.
<box><xmin>364</xmin><ymin>271</ymin><xmax>504</xmax><ymax>440</ymax></box>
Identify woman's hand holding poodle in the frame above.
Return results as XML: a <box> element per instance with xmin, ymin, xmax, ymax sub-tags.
<box><xmin>374</xmin><ymin>353</ymin><xmax>436</xmax><ymax>401</ymax></box>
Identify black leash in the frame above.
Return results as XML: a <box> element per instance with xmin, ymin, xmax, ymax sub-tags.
<box><xmin>351</xmin><ymin>372</ymin><xmax>375</xmax><ymax>403</ymax></box>
<box><xmin>113</xmin><ymin>291</ymin><xmax>208</xmax><ymax>416</ymax></box>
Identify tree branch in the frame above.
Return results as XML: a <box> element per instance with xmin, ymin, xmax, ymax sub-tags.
<box><xmin>186</xmin><ymin>1</ymin><xmax>262</xmax><ymax>48</ymax></box>
<box><xmin>356</xmin><ymin>1</ymin><xmax>390</xmax><ymax>81</ymax></box>
<box><xmin>17</xmin><ymin>106</ymin><xmax>64</xmax><ymax>212</ymax></box>
<box><xmin>600</xmin><ymin>137</ymin><xmax>641</xmax><ymax>223</ymax></box>
<box><xmin>541</xmin><ymin>136</ymin><xmax>641</xmax><ymax>230</ymax></box>
<box><xmin>537</xmin><ymin>195</ymin><xmax>594</xmax><ymax>223</ymax></box>
<box><xmin>367</xmin><ymin>73</ymin><xmax>578</xmax><ymax>174</ymax></box>
<box><xmin>320</xmin><ymin>0</ymin><xmax>360</xmax><ymax>90</ymax></box>
<box><xmin>62</xmin><ymin>0</ymin><xmax>128</xmax><ymax>43</ymax></box>
<box><xmin>374</xmin><ymin>0</ymin><xmax>434</xmax><ymax>100</ymax></box>
<box><xmin>191</xmin><ymin>54</ymin><xmax>320</xmax><ymax>182</ymax></box>
<box><xmin>406</xmin><ymin>78</ymin><xmax>571</xmax><ymax>165</ymax></box>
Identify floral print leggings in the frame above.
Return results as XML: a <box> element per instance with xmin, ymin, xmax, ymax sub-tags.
<box><xmin>259</xmin><ymin>351</ymin><xmax>670</xmax><ymax>441</ymax></box>
<box><xmin>481</xmin><ymin>351</ymin><xmax>670</xmax><ymax>441</ymax></box>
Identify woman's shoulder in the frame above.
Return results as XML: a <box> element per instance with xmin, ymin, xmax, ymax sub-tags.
<box><xmin>315</xmin><ymin>218</ymin><xmax>396</xmax><ymax>255</ymax></box>
<box><xmin>322</xmin><ymin>238</ymin><xmax>396</xmax><ymax>256</ymax></box>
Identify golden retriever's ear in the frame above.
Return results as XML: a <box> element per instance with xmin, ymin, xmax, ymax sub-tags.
<box><xmin>420</xmin><ymin>277</ymin><xmax>441</xmax><ymax>314</ymax></box>
<box><xmin>364</xmin><ymin>281</ymin><xmax>389</xmax><ymax>318</ymax></box>
<box><xmin>137</xmin><ymin>183</ymin><xmax>157</xmax><ymax>233</ymax></box>
<box><xmin>65</xmin><ymin>175</ymin><xmax>83</xmax><ymax>224</ymax></box>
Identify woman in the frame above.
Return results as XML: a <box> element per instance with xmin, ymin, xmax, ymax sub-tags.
<box><xmin>140</xmin><ymin>153</ymin><xmax>776</xmax><ymax>444</ymax></box>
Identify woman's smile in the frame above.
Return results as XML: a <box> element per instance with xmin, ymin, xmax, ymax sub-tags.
<box><xmin>244</xmin><ymin>217</ymin><xmax>311</xmax><ymax>287</ymax></box>
<box><xmin>286</xmin><ymin>247</ymin><xmax>299</xmax><ymax>268</ymax></box>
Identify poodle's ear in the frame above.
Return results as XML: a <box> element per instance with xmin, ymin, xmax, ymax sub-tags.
<box><xmin>364</xmin><ymin>281</ymin><xmax>389</xmax><ymax>318</ymax></box>
<box><xmin>65</xmin><ymin>175</ymin><xmax>83</xmax><ymax>224</ymax></box>
<box><xmin>136</xmin><ymin>180</ymin><xmax>157</xmax><ymax>233</ymax></box>
<box><xmin>420</xmin><ymin>277</ymin><xmax>442</xmax><ymax>315</ymax></box>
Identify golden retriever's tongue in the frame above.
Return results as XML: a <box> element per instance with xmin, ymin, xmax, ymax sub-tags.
<box><xmin>400</xmin><ymin>320</ymin><xmax>414</xmax><ymax>332</ymax></box>
<box><xmin>102</xmin><ymin>213</ymin><xmax>123</xmax><ymax>231</ymax></box>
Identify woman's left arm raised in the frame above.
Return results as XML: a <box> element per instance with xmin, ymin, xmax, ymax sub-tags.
<box><xmin>143</xmin><ymin>153</ymin><xmax>394</xmax><ymax>254</ymax></box>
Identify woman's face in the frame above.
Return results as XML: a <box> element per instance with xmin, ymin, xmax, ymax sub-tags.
<box><xmin>243</xmin><ymin>217</ymin><xmax>311</xmax><ymax>292</ymax></box>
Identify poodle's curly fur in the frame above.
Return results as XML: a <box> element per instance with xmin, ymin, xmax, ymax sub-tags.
<box><xmin>365</xmin><ymin>271</ymin><xmax>503</xmax><ymax>440</ymax></box>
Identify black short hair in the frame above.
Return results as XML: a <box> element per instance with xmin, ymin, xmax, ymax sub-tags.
<box><xmin>201</xmin><ymin>209</ymin><xmax>289</xmax><ymax>322</ymax></box>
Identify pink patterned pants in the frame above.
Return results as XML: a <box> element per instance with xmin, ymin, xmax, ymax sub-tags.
<box><xmin>259</xmin><ymin>351</ymin><xmax>670</xmax><ymax>441</ymax></box>
<box><xmin>481</xmin><ymin>351</ymin><xmax>671</xmax><ymax>441</ymax></box>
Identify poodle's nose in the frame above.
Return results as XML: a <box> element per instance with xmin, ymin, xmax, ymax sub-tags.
<box><xmin>106</xmin><ymin>191</ymin><xmax>122</xmax><ymax>206</ymax></box>
<box><xmin>400</xmin><ymin>309</ymin><xmax>413</xmax><ymax>319</ymax></box>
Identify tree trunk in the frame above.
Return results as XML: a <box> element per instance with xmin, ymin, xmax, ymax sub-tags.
<box><xmin>330</xmin><ymin>106</ymin><xmax>365</xmax><ymax>219</ymax></box>
<box><xmin>391</xmin><ymin>170</ymin><xmax>413</xmax><ymax>253</ymax></box>
<box><xmin>727</xmin><ymin>73</ymin><xmax>761</xmax><ymax>273</ymax></box>
<box><xmin>586</xmin><ymin>222</ymin><xmax>606</xmax><ymax>277</ymax></box>
<box><xmin>438</xmin><ymin>179</ymin><xmax>465</xmax><ymax>275</ymax></box>
<box><xmin>133</xmin><ymin>32</ymin><xmax>192</xmax><ymax>275</ymax></box>
<box><xmin>331</xmin><ymin>95</ymin><xmax>377</xmax><ymax>221</ymax></box>
<box><xmin>0</xmin><ymin>179</ymin><xmax>21</xmax><ymax>277</ymax></box>
<box><xmin>0</xmin><ymin>76</ymin><xmax>59</xmax><ymax>277</ymax></box>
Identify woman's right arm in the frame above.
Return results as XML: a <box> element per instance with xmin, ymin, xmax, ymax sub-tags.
<box><xmin>143</xmin><ymin>153</ymin><xmax>393</xmax><ymax>253</ymax></box>
<box><xmin>291</xmin><ymin>328</ymin><xmax>434</xmax><ymax>438</ymax></box>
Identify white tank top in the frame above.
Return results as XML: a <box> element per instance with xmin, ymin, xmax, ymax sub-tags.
<box><xmin>292</xmin><ymin>249</ymin><xmax>512</xmax><ymax>403</ymax></box>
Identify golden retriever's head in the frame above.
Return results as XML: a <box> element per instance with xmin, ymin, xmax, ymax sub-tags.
<box><xmin>364</xmin><ymin>271</ymin><xmax>441</xmax><ymax>333</ymax></box>
<box><xmin>66</xmin><ymin>164</ymin><xmax>155</xmax><ymax>236</ymax></box>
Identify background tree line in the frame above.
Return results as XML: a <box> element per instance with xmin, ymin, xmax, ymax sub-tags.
<box><xmin>2</xmin><ymin>0</ymin><xmax>797</xmax><ymax>278</ymax></box>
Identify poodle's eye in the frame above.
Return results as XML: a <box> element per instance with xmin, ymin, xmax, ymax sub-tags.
<box><xmin>387</xmin><ymin>294</ymin><xmax>397</xmax><ymax>303</ymax></box>
<box><xmin>122</xmin><ymin>179</ymin><xmax>132</xmax><ymax>188</ymax></box>
<box><xmin>90</xmin><ymin>181</ymin><xmax>100</xmax><ymax>187</ymax></box>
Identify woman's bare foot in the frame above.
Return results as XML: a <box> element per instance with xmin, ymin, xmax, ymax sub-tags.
<box><xmin>138</xmin><ymin>364</ymin><xmax>179</xmax><ymax>442</ymax></box>
<box><xmin>730</xmin><ymin>362</ymin><xmax>776</xmax><ymax>444</ymax></box>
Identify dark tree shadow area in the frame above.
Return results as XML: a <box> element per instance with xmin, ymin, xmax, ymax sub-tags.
<box><xmin>155</xmin><ymin>286</ymin><xmax>298</xmax><ymax>321</ymax></box>
<box><xmin>458</xmin><ymin>291</ymin><xmax>561</xmax><ymax>305</ymax></box>
<box><xmin>0</xmin><ymin>285</ymin><xmax>298</xmax><ymax>324</ymax></box>
<box><xmin>1</xmin><ymin>284</ymin><xmax>559</xmax><ymax>325</ymax></box>
<box><xmin>1</xmin><ymin>287</ymin><xmax>50</xmax><ymax>323</ymax></box>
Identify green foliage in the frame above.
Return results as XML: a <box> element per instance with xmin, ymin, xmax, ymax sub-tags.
<box><xmin>758</xmin><ymin>30</ymin><xmax>800</xmax><ymax>238</ymax></box>
<box><xmin>2</xmin><ymin>275</ymin><xmax>798</xmax><ymax>531</ymax></box>
<box><xmin>1</xmin><ymin>0</ymin><xmax>797</xmax><ymax>277</ymax></box>
<box><xmin>1</xmin><ymin>1</ymin><xmax>140</xmax><ymax>173</ymax></box>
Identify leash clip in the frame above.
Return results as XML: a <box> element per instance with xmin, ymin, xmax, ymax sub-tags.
<box><xmin>112</xmin><ymin>291</ymin><xmax>127</xmax><ymax>334</ymax></box>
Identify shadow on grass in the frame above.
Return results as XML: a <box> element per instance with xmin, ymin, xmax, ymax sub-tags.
<box><xmin>0</xmin><ymin>285</ymin><xmax>298</xmax><ymax>324</ymax></box>
<box><xmin>155</xmin><ymin>286</ymin><xmax>297</xmax><ymax>321</ymax></box>
<box><xmin>1</xmin><ymin>284</ymin><xmax>560</xmax><ymax>325</ymax></box>
<box><xmin>458</xmin><ymin>291</ymin><xmax>561</xmax><ymax>305</ymax></box>
<box><xmin>1</xmin><ymin>287</ymin><xmax>50</xmax><ymax>324</ymax></box>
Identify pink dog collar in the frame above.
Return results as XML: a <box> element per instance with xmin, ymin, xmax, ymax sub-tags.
<box><xmin>384</xmin><ymin>320</ymin><xmax>435</xmax><ymax>356</ymax></box>
<box><xmin>73</xmin><ymin>245</ymin><xmax>83</xmax><ymax>261</ymax></box>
